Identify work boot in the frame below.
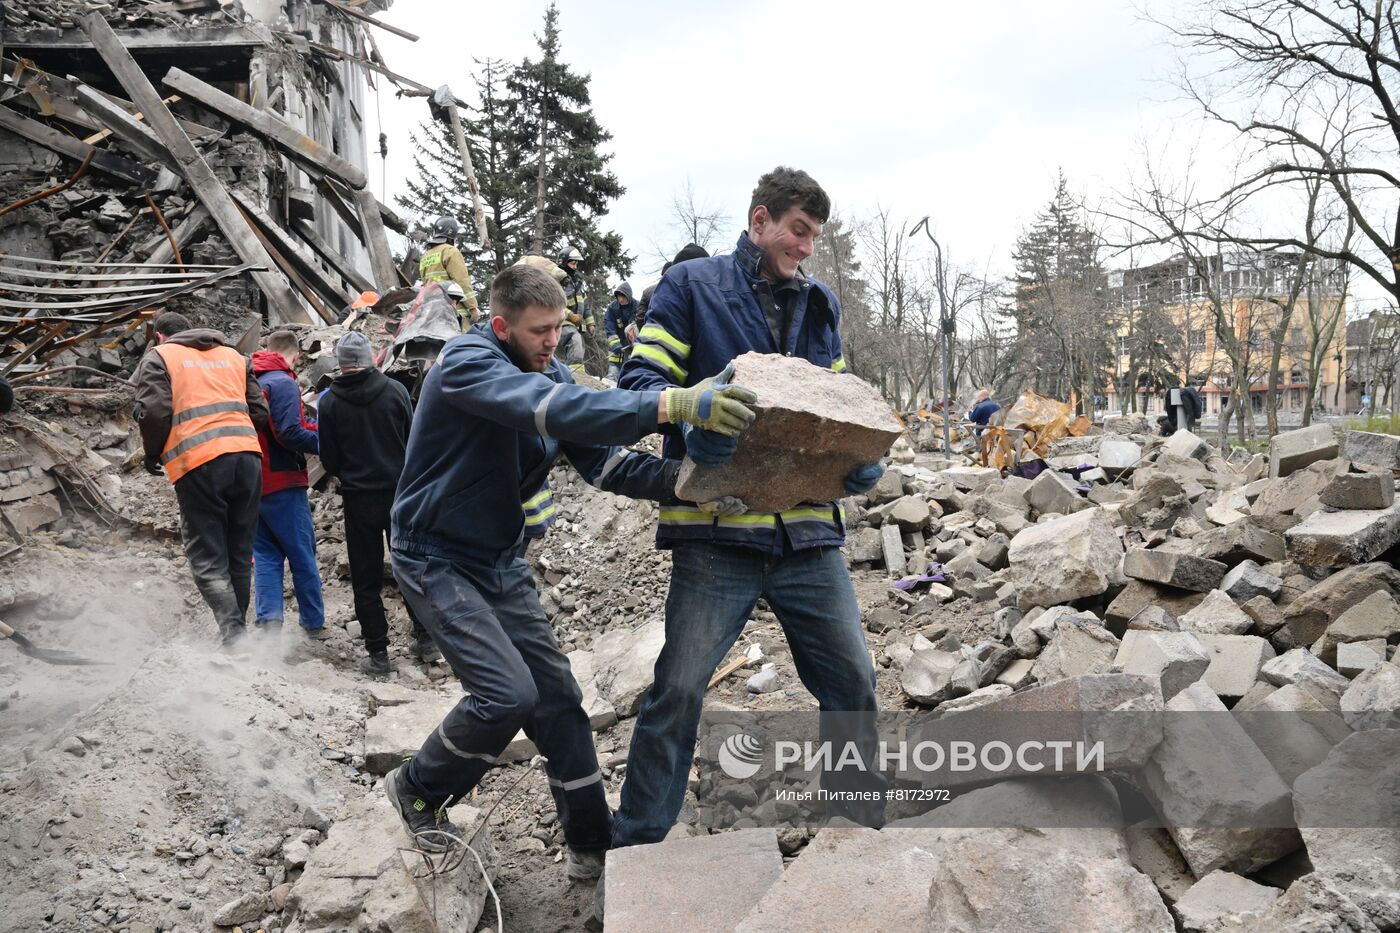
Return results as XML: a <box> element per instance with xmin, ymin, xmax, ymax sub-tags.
<box><xmin>359</xmin><ymin>650</ymin><xmax>390</xmax><ymax>676</ymax></box>
<box><xmin>384</xmin><ymin>765</ymin><xmax>461</xmax><ymax>853</ymax></box>
<box><xmin>566</xmin><ymin>847</ymin><xmax>606</xmax><ymax>882</ymax></box>
<box><xmin>252</xmin><ymin>618</ymin><xmax>282</xmax><ymax>636</ymax></box>
<box><xmin>219</xmin><ymin>625</ymin><xmax>247</xmax><ymax>652</ymax></box>
<box><xmin>413</xmin><ymin>638</ymin><xmax>443</xmax><ymax>664</ymax></box>
<box><xmin>588</xmin><ymin>868</ymin><xmax>605</xmax><ymax>929</ymax></box>
<box><xmin>299</xmin><ymin>625</ymin><xmax>332</xmax><ymax>642</ymax></box>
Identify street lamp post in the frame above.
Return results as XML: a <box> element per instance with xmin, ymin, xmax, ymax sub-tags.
<box><xmin>909</xmin><ymin>217</ymin><xmax>953</xmax><ymax>453</ymax></box>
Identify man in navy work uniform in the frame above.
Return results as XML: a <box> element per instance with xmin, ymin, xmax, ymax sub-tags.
<box><xmin>612</xmin><ymin>167</ymin><xmax>888</xmax><ymax>858</ymax></box>
<box><xmin>383</xmin><ymin>263</ymin><xmax>757</xmax><ymax>878</ymax></box>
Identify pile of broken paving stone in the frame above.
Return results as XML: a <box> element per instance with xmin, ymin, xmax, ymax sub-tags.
<box><xmin>602</xmin><ymin>421</ymin><xmax>1400</xmax><ymax>932</ymax></box>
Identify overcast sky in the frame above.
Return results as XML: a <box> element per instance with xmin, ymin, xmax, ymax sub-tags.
<box><xmin>362</xmin><ymin>0</ymin><xmax>1387</xmax><ymax>309</ymax></box>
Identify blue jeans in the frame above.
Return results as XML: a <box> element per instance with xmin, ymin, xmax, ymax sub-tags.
<box><xmin>612</xmin><ymin>543</ymin><xmax>881</xmax><ymax>847</ymax></box>
<box><xmin>253</xmin><ymin>488</ymin><xmax>325</xmax><ymax>630</ymax></box>
<box><xmin>391</xmin><ymin>548</ymin><xmax>610</xmax><ymax>851</ymax></box>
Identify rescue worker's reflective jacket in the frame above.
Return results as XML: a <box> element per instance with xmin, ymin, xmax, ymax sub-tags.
<box><xmin>391</xmin><ymin>325</ymin><xmax>678</xmax><ymax>562</ymax></box>
<box><xmin>133</xmin><ymin>329</ymin><xmax>268</xmax><ymax>484</ymax></box>
<box><xmin>619</xmin><ymin>232</ymin><xmax>849</xmax><ymax>555</ymax></box>
<box><xmin>562</xmin><ymin>269</ymin><xmax>590</xmax><ymax>330</ymax></box>
<box><xmin>603</xmin><ymin>282</ymin><xmax>636</xmax><ymax>367</ymax></box>
<box><xmin>419</xmin><ymin>243</ymin><xmax>480</xmax><ymax>323</ymax></box>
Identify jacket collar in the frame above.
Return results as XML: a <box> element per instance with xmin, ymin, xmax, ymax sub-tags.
<box><xmin>732</xmin><ymin>231</ymin><xmax>810</xmax><ymax>289</ymax></box>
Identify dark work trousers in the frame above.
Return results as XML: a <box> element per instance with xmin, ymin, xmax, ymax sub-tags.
<box><xmin>172</xmin><ymin>452</ymin><xmax>262</xmax><ymax>642</ymax></box>
<box><xmin>341</xmin><ymin>489</ymin><xmax>429</xmax><ymax>654</ymax></box>
<box><xmin>391</xmin><ymin>546</ymin><xmax>610</xmax><ymax>851</ymax></box>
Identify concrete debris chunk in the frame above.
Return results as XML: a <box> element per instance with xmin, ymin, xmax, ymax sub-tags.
<box><xmin>1245</xmin><ymin>873</ymin><xmax>1383</xmax><ymax>933</ymax></box>
<box><xmin>1320</xmin><ymin>471</ymin><xmax>1395</xmax><ymax>510</ymax></box>
<box><xmin>1339</xmin><ymin>663</ymin><xmax>1400</xmax><ymax>731</ymax></box>
<box><xmin>674</xmin><ymin>353</ymin><xmax>903</xmax><ymax>512</ymax></box>
<box><xmin>1142</xmin><ymin>681</ymin><xmax>1301</xmax><ymax>876</ymax></box>
<box><xmin>1026</xmin><ymin>468</ymin><xmax>1087</xmax><ymax>515</ymax></box>
<box><xmin>1284</xmin><ymin>562</ymin><xmax>1400</xmax><ymax>647</ymax></box>
<box><xmin>1099</xmin><ymin>439</ymin><xmax>1143</xmax><ymax>477</ymax></box>
<box><xmin>1164</xmin><ymin>429</ymin><xmax>1210</xmax><ymax>461</ymax></box>
<box><xmin>1260</xmin><ymin>648</ymin><xmax>1352</xmax><ymax>697</ymax></box>
<box><xmin>1312</xmin><ymin>590</ymin><xmax>1400</xmax><ymax>664</ymax></box>
<box><xmin>1270</xmin><ymin>423</ymin><xmax>1341</xmax><ymax>478</ymax></box>
<box><xmin>1122</xmin><ymin>475</ymin><xmax>1192</xmax><ymax>530</ymax></box>
<box><xmin>1113</xmin><ymin>630</ymin><xmax>1210</xmax><ymax>699</ymax></box>
<box><xmin>1197</xmin><ymin>634</ymin><xmax>1276</xmax><ymax>700</ymax></box>
<box><xmin>1254</xmin><ymin>458</ymin><xmax>1348</xmax><ymax>517</ymax></box>
<box><xmin>605</xmin><ymin>828</ymin><xmax>783</xmax><ymax>933</ymax></box>
<box><xmin>1031</xmin><ymin>617</ymin><xmax>1120</xmax><ymax>685</ymax></box>
<box><xmin>1123</xmin><ymin>547</ymin><xmax>1227</xmax><ymax>593</ymax></box>
<box><xmin>900</xmin><ymin>648</ymin><xmax>979</xmax><ymax>706</ymax></box>
<box><xmin>1172</xmin><ymin>870</ymin><xmax>1282</xmax><ymax>932</ymax></box>
<box><xmin>288</xmin><ymin>794</ymin><xmax>497</xmax><ymax>933</ymax></box>
<box><xmin>1125</xmin><ymin>821</ymin><xmax>1196</xmax><ymax>903</ymax></box>
<box><xmin>1342</xmin><ymin>430</ymin><xmax>1400</xmax><ymax>473</ymax></box>
<box><xmin>1106</xmin><ymin>580</ymin><xmax>1208</xmax><ymax>632</ymax></box>
<box><xmin>1127</xmin><ymin>605</ymin><xmax>1180</xmax><ymax>632</ymax></box>
<box><xmin>1285</xmin><ymin>502</ymin><xmax>1400</xmax><ymax>568</ymax></box>
<box><xmin>880</xmin><ymin>522</ymin><xmax>905</xmax><ymax>576</ymax></box>
<box><xmin>886</xmin><ymin>494</ymin><xmax>934</xmax><ymax>530</ymax></box>
<box><xmin>1293</xmin><ymin>731</ymin><xmax>1400</xmax><ymax>929</ymax></box>
<box><xmin>1195</xmin><ymin>520</ymin><xmax>1287</xmax><ymax>566</ymax></box>
<box><xmin>1007</xmin><ymin>508</ymin><xmax>1124</xmax><ymax>607</ymax></box>
<box><xmin>1220</xmin><ymin>559</ymin><xmax>1284</xmax><ymax>602</ymax></box>
<box><xmin>1236</xmin><ymin>684</ymin><xmax>1351</xmax><ymax>785</ymax></box>
<box><xmin>1337</xmin><ymin>640</ymin><xmax>1387</xmax><ymax>677</ymax></box>
<box><xmin>1179</xmin><ymin>589</ymin><xmax>1255</xmax><ymax>636</ymax></box>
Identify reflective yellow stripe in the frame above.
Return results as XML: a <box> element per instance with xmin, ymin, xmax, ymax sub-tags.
<box><xmin>779</xmin><ymin>506</ymin><xmax>840</xmax><ymax>523</ymax></box>
<box><xmin>631</xmin><ymin>343</ymin><xmax>686</xmax><ymax>381</ymax></box>
<box><xmin>523</xmin><ymin>488</ymin><xmax>551</xmax><ymax>510</ymax></box>
<box><xmin>716</xmin><ymin>512</ymin><xmax>777</xmax><ymax>527</ymax></box>
<box><xmin>659</xmin><ymin>507</ymin><xmax>715</xmax><ymax>526</ymax></box>
<box><xmin>831</xmin><ymin>356</ymin><xmax>846</xmax><ymax>372</ymax></box>
<box><xmin>638</xmin><ymin>324</ymin><xmax>690</xmax><ymax>357</ymax></box>
<box><xmin>524</xmin><ymin>504</ymin><xmax>556</xmax><ymax>526</ymax></box>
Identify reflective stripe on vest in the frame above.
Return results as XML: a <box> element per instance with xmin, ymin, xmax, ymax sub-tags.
<box><xmin>154</xmin><ymin>342</ymin><xmax>260</xmax><ymax>483</ymax></box>
<box><xmin>420</xmin><ymin>245</ymin><xmax>451</xmax><ymax>283</ymax></box>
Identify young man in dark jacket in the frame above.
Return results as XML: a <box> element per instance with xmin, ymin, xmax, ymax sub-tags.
<box><xmin>134</xmin><ymin>312</ymin><xmax>268</xmax><ymax>645</ymax></box>
<box><xmin>602</xmin><ymin>281</ymin><xmax>635</xmax><ymax>381</ymax></box>
<box><xmin>251</xmin><ymin>330</ymin><xmax>326</xmax><ymax>639</ymax></box>
<box><xmin>382</xmin><ymin>263</ymin><xmax>756</xmax><ymax>876</ymax></box>
<box><xmin>610</xmin><ymin>168</ymin><xmax>887</xmax><ymax>880</ymax></box>
<box><xmin>317</xmin><ymin>332</ymin><xmax>441</xmax><ymax>673</ymax></box>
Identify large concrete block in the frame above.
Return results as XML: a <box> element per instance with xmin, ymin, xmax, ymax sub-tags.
<box><xmin>1164</xmin><ymin>429</ymin><xmax>1210</xmax><ymax>460</ymax></box>
<box><xmin>1270</xmin><ymin>423</ymin><xmax>1341</xmax><ymax>478</ymax></box>
<box><xmin>1179</xmin><ymin>589</ymin><xmax>1254</xmax><ymax>636</ymax></box>
<box><xmin>1172</xmin><ymin>870</ymin><xmax>1283</xmax><ymax>932</ymax></box>
<box><xmin>1105</xmin><ymin>580</ymin><xmax>1208</xmax><ymax>631</ymax></box>
<box><xmin>1235</xmin><ymin>684</ymin><xmax>1350</xmax><ymax>786</ymax></box>
<box><xmin>1285</xmin><ymin>502</ymin><xmax>1400</xmax><ymax>568</ymax></box>
<box><xmin>900</xmin><ymin>648</ymin><xmax>979</xmax><ymax>706</ymax></box>
<box><xmin>1339</xmin><ymin>663</ymin><xmax>1400</xmax><ymax>731</ymax></box>
<box><xmin>1007</xmin><ymin>509</ymin><xmax>1124</xmax><ymax>607</ymax></box>
<box><xmin>1254</xmin><ymin>458</ymin><xmax>1348</xmax><ymax>517</ymax></box>
<box><xmin>674</xmin><ymin>353</ymin><xmax>903</xmax><ymax>512</ymax></box>
<box><xmin>1123</xmin><ymin>547</ymin><xmax>1226</xmax><ymax>592</ymax></box>
<box><xmin>1293</xmin><ymin>730</ymin><xmax>1400</xmax><ymax>928</ymax></box>
<box><xmin>1197</xmin><ymin>634</ymin><xmax>1276</xmax><ymax>700</ymax></box>
<box><xmin>1125</xmin><ymin>821</ymin><xmax>1195</xmax><ymax>903</ymax></box>
<box><xmin>1311</xmin><ymin>590</ymin><xmax>1400</xmax><ymax>665</ymax></box>
<box><xmin>1283</xmin><ymin>562</ymin><xmax>1400</xmax><ymax>647</ymax></box>
<box><xmin>733</xmin><ymin>828</ymin><xmax>940</xmax><ymax>932</ymax></box>
<box><xmin>1122</xmin><ymin>475</ymin><xmax>1192</xmax><ymax>530</ymax></box>
<box><xmin>1320</xmin><ymin>471</ymin><xmax>1395</xmax><ymax>510</ymax></box>
<box><xmin>585</xmin><ymin>616</ymin><xmax>666</xmax><ymax>717</ymax></box>
<box><xmin>362</xmin><ymin>693</ymin><xmax>456</xmax><ymax>774</ymax></box>
<box><xmin>1142</xmin><ymin>681</ymin><xmax>1301</xmax><ymax>876</ymax></box>
<box><xmin>1220</xmin><ymin>559</ymin><xmax>1283</xmax><ymax>602</ymax></box>
<box><xmin>1099</xmin><ymin>439</ymin><xmax>1143</xmax><ymax>477</ymax></box>
<box><xmin>1114</xmin><ymin>630</ymin><xmax>1210</xmax><ymax>699</ymax></box>
<box><xmin>1194</xmin><ymin>520</ymin><xmax>1287</xmax><ymax>566</ymax></box>
<box><xmin>1260</xmin><ymin>648</ymin><xmax>1351</xmax><ymax>698</ymax></box>
<box><xmin>1342</xmin><ymin>430</ymin><xmax>1400</xmax><ymax>472</ymax></box>
<box><xmin>605</xmin><ymin>828</ymin><xmax>783</xmax><ymax>933</ymax></box>
<box><xmin>1026</xmin><ymin>468</ymin><xmax>1087</xmax><ymax>515</ymax></box>
<box><xmin>1032</xmin><ymin>617</ymin><xmax>1121</xmax><ymax>685</ymax></box>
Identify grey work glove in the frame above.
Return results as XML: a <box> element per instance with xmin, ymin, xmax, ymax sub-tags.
<box><xmin>697</xmin><ymin>496</ymin><xmax>748</xmax><ymax>519</ymax></box>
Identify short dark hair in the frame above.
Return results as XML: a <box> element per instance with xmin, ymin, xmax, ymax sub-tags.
<box><xmin>266</xmin><ymin>330</ymin><xmax>299</xmax><ymax>357</ymax></box>
<box><xmin>748</xmin><ymin>166</ymin><xmax>831</xmax><ymax>227</ymax></box>
<box><xmin>153</xmin><ymin>311</ymin><xmax>191</xmax><ymax>338</ymax></box>
<box><xmin>491</xmin><ymin>264</ymin><xmax>566</xmax><ymax>321</ymax></box>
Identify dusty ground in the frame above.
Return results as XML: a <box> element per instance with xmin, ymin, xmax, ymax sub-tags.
<box><xmin>0</xmin><ymin>454</ymin><xmax>996</xmax><ymax>933</ymax></box>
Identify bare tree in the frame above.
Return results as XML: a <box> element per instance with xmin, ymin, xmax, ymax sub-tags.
<box><xmin>1167</xmin><ymin>0</ymin><xmax>1400</xmax><ymax>304</ymax></box>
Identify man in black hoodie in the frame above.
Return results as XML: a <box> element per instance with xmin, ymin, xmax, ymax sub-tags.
<box><xmin>318</xmin><ymin>332</ymin><xmax>441</xmax><ymax>674</ymax></box>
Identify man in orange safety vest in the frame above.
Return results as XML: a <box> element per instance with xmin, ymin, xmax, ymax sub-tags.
<box><xmin>133</xmin><ymin>311</ymin><xmax>270</xmax><ymax>646</ymax></box>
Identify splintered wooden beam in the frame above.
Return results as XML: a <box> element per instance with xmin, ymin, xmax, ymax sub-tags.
<box><xmin>81</xmin><ymin>13</ymin><xmax>308</xmax><ymax>325</ymax></box>
<box><xmin>0</xmin><ymin>104</ymin><xmax>156</xmax><ymax>187</ymax></box>
<box><xmin>291</xmin><ymin>218</ymin><xmax>375</xmax><ymax>295</ymax></box>
<box><xmin>352</xmin><ymin>186</ymin><xmax>397</xmax><ymax>290</ymax></box>
<box><xmin>313</xmin><ymin>0</ymin><xmax>420</xmax><ymax>42</ymax></box>
<box><xmin>230</xmin><ymin>191</ymin><xmax>353</xmax><ymax>314</ymax></box>
<box><xmin>162</xmin><ymin>67</ymin><xmax>369</xmax><ymax>190</ymax></box>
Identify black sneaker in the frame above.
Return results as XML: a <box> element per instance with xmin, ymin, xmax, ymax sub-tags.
<box><xmin>359</xmin><ymin>651</ymin><xmax>390</xmax><ymax>676</ymax></box>
<box><xmin>384</xmin><ymin>765</ymin><xmax>461</xmax><ymax>853</ymax></box>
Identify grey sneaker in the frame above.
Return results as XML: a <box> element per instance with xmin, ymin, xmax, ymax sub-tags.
<box><xmin>384</xmin><ymin>765</ymin><xmax>461</xmax><ymax>853</ymax></box>
<box><xmin>566</xmin><ymin>847</ymin><xmax>606</xmax><ymax>882</ymax></box>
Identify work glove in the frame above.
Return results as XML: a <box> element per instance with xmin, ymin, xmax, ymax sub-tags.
<box><xmin>697</xmin><ymin>495</ymin><xmax>748</xmax><ymax>518</ymax></box>
<box><xmin>665</xmin><ymin>364</ymin><xmax>758</xmax><ymax>437</ymax></box>
<box><xmin>567</xmin><ymin>312</ymin><xmax>583</xmax><ymax>327</ymax></box>
<box><xmin>682</xmin><ymin>422</ymin><xmax>740</xmax><ymax>466</ymax></box>
<box><xmin>625</xmin><ymin>323</ymin><xmax>639</xmax><ymax>343</ymax></box>
<box><xmin>844</xmin><ymin>462</ymin><xmax>886</xmax><ymax>495</ymax></box>
<box><xmin>143</xmin><ymin>455</ymin><xmax>164</xmax><ymax>476</ymax></box>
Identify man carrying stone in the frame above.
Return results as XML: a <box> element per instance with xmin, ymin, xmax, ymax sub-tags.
<box><xmin>613</xmin><ymin>167</ymin><xmax>887</xmax><ymax>872</ymax></box>
<box><xmin>133</xmin><ymin>312</ymin><xmax>268</xmax><ymax>646</ymax></box>
<box><xmin>383</xmin><ymin>263</ymin><xmax>757</xmax><ymax>875</ymax></box>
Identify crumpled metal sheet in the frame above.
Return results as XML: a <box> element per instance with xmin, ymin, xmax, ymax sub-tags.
<box><xmin>981</xmin><ymin>390</ymin><xmax>1091</xmax><ymax>470</ymax></box>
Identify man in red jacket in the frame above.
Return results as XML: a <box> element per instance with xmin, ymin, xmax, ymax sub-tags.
<box><xmin>251</xmin><ymin>330</ymin><xmax>326</xmax><ymax>639</ymax></box>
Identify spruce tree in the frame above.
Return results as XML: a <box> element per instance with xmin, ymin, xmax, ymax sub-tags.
<box><xmin>505</xmin><ymin>3</ymin><xmax>630</xmax><ymax>287</ymax></box>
